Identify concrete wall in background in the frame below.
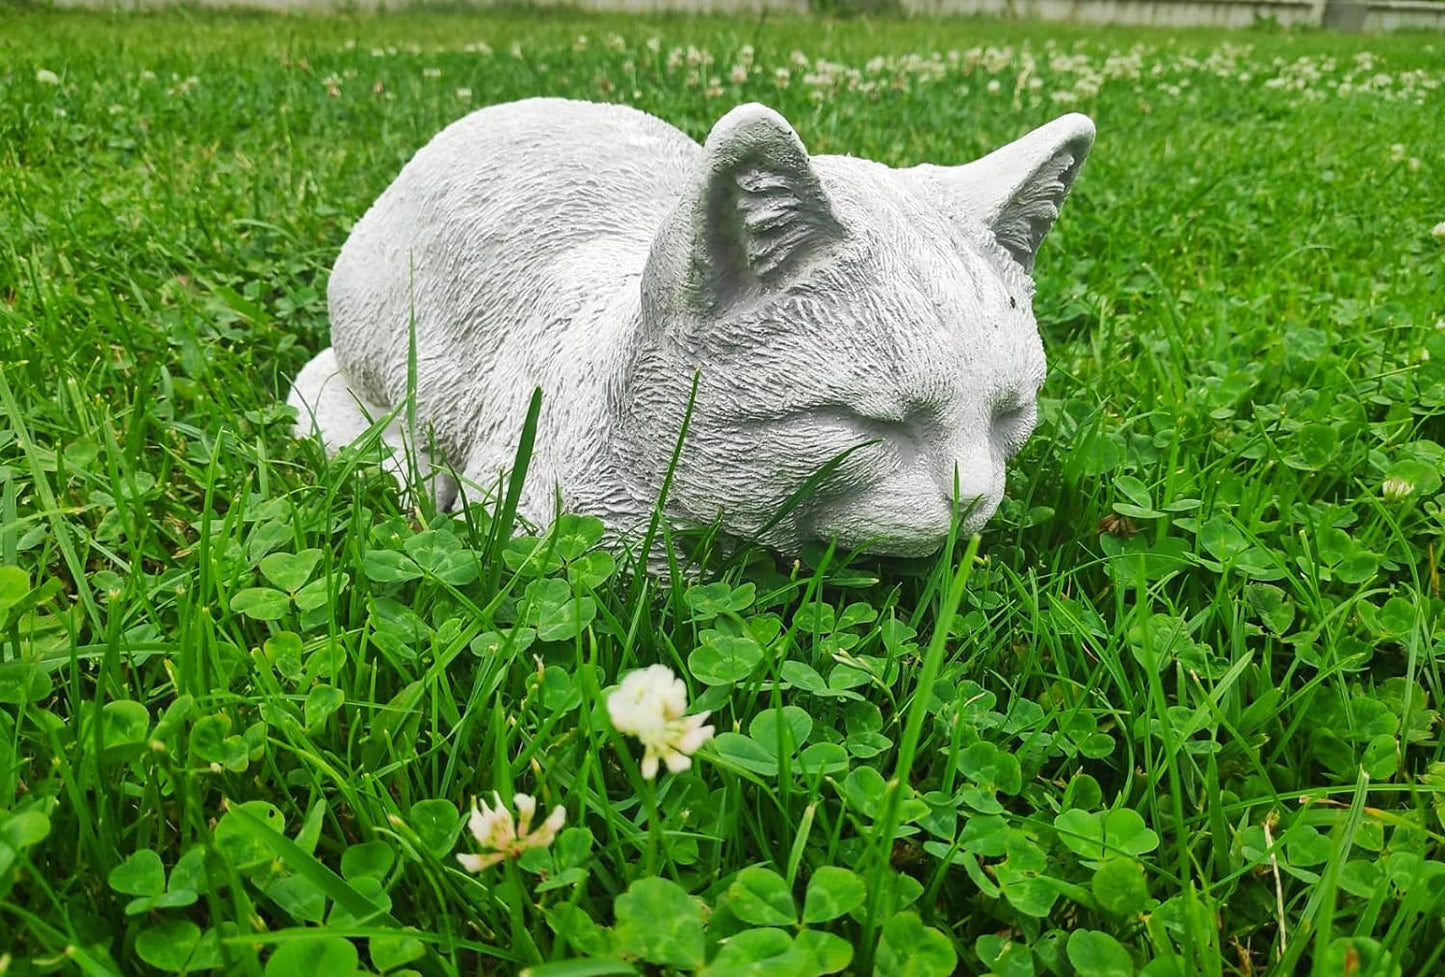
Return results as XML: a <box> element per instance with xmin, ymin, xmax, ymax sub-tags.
<box><xmin>902</xmin><ymin>0</ymin><xmax>1321</xmax><ymax>26</ymax></box>
<box><xmin>900</xmin><ymin>0</ymin><xmax>1445</xmax><ymax>28</ymax></box>
<box><xmin>51</xmin><ymin>0</ymin><xmax>1445</xmax><ymax>29</ymax></box>
<box><xmin>1355</xmin><ymin>0</ymin><xmax>1445</xmax><ymax>28</ymax></box>
<box><xmin>52</xmin><ymin>0</ymin><xmax>810</xmax><ymax>8</ymax></box>
<box><xmin>484</xmin><ymin>0</ymin><xmax>809</xmax><ymax>10</ymax></box>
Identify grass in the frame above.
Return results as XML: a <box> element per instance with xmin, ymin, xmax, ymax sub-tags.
<box><xmin>1</xmin><ymin>4</ymin><xmax>1444</xmax><ymax>975</ymax></box>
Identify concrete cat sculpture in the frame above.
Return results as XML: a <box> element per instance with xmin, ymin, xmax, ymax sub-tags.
<box><xmin>289</xmin><ymin>98</ymin><xmax>1093</xmax><ymax>557</ymax></box>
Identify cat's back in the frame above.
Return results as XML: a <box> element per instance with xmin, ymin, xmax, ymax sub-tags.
<box><xmin>333</xmin><ymin>99</ymin><xmax>702</xmax><ymax>340</ymax></box>
<box><xmin>330</xmin><ymin>98</ymin><xmax>701</xmax><ymax>413</ymax></box>
<box><xmin>353</xmin><ymin>98</ymin><xmax>700</xmax><ymax>258</ymax></box>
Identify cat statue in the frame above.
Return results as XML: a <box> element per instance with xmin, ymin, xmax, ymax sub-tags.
<box><xmin>288</xmin><ymin>98</ymin><xmax>1093</xmax><ymax>558</ymax></box>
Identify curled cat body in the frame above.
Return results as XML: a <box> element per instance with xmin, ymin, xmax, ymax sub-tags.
<box><xmin>288</xmin><ymin>97</ymin><xmax>1093</xmax><ymax>558</ymax></box>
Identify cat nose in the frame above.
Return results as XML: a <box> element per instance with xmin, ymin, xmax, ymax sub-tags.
<box><xmin>939</xmin><ymin>445</ymin><xmax>997</xmax><ymax>503</ymax></box>
<box><xmin>932</xmin><ymin>446</ymin><xmax>1002</xmax><ymax>530</ymax></box>
<box><xmin>950</xmin><ymin>493</ymin><xmax>1001</xmax><ymax>531</ymax></box>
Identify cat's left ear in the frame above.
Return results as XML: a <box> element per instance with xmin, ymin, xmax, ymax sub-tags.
<box><xmin>908</xmin><ymin>113</ymin><xmax>1094</xmax><ymax>273</ymax></box>
<box><xmin>649</xmin><ymin>103</ymin><xmax>844</xmax><ymax>310</ymax></box>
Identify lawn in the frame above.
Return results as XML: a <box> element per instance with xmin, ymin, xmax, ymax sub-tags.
<box><xmin>1</xmin><ymin>4</ymin><xmax>1444</xmax><ymax>975</ymax></box>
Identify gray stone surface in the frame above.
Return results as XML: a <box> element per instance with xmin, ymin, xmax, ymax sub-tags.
<box><xmin>1356</xmin><ymin>0</ymin><xmax>1445</xmax><ymax>30</ymax></box>
<box><xmin>904</xmin><ymin>0</ymin><xmax>1323</xmax><ymax>27</ymax></box>
<box><xmin>52</xmin><ymin>0</ymin><xmax>1445</xmax><ymax>29</ymax></box>
<box><xmin>290</xmin><ymin>98</ymin><xmax>1092</xmax><ymax>556</ymax></box>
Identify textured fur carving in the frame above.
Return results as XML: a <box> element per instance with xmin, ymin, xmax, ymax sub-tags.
<box><xmin>288</xmin><ymin>98</ymin><xmax>1093</xmax><ymax>557</ymax></box>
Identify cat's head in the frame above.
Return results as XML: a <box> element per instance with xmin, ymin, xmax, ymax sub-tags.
<box><xmin>623</xmin><ymin>103</ymin><xmax>1093</xmax><ymax>557</ymax></box>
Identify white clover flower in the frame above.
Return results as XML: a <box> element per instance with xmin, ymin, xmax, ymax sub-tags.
<box><xmin>513</xmin><ymin>792</ymin><xmax>536</xmax><ymax>826</ymax></box>
<box><xmin>534</xmin><ymin>804</ymin><xmax>565</xmax><ymax>845</ymax></box>
<box><xmin>1433</xmin><ymin>221</ymin><xmax>1445</xmax><ymax>240</ymax></box>
<box><xmin>456</xmin><ymin>791</ymin><xmax>565</xmax><ymax>872</ymax></box>
<box><xmin>455</xmin><ymin>87</ymin><xmax>472</xmax><ymax>101</ymax></box>
<box><xmin>36</xmin><ymin>68</ymin><xmax>60</xmax><ymax>85</ymax></box>
<box><xmin>1382</xmin><ymin>477</ymin><xmax>1415</xmax><ymax>502</ymax></box>
<box><xmin>467</xmin><ymin>792</ymin><xmax>515</xmax><ymax>850</ymax></box>
<box><xmin>607</xmin><ymin>664</ymin><xmax>715</xmax><ymax>779</ymax></box>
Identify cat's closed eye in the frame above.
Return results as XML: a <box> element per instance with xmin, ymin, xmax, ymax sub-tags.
<box><xmin>804</xmin><ymin>406</ymin><xmax>913</xmax><ymax>450</ymax></box>
<box><xmin>991</xmin><ymin>399</ymin><xmax>1038</xmax><ymax>455</ymax></box>
<box><xmin>746</xmin><ymin>405</ymin><xmax>917</xmax><ymax>476</ymax></box>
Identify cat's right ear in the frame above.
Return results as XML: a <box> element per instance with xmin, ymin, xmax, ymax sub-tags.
<box><xmin>647</xmin><ymin>104</ymin><xmax>844</xmax><ymax>311</ymax></box>
<box><xmin>905</xmin><ymin>113</ymin><xmax>1094</xmax><ymax>274</ymax></box>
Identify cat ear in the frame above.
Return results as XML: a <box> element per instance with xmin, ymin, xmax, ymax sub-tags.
<box><xmin>909</xmin><ymin>113</ymin><xmax>1094</xmax><ymax>273</ymax></box>
<box><xmin>655</xmin><ymin>103</ymin><xmax>844</xmax><ymax>309</ymax></box>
